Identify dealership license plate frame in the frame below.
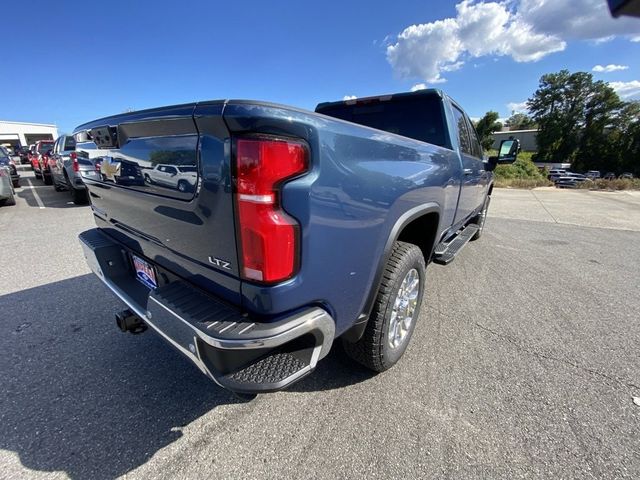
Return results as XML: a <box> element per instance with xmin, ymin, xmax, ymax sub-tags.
<box><xmin>132</xmin><ymin>254</ymin><xmax>158</xmax><ymax>290</ymax></box>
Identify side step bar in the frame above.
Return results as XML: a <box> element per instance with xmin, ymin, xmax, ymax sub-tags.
<box><xmin>432</xmin><ymin>224</ymin><xmax>479</xmax><ymax>265</ymax></box>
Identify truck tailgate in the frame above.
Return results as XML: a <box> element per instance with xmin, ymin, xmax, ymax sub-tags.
<box><xmin>74</xmin><ymin>102</ymin><xmax>241</xmax><ymax>304</ymax></box>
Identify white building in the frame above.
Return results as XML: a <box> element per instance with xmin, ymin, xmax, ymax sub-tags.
<box><xmin>0</xmin><ymin>120</ymin><xmax>59</xmax><ymax>150</ymax></box>
<box><xmin>492</xmin><ymin>129</ymin><xmax>538</xmax><ymax>152</ymax></box>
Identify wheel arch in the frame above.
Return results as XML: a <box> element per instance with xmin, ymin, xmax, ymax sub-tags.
<box><xmin>342</xmin><ymin>202</ymin><xmax>441</xmax><ymax>342</ymax></box>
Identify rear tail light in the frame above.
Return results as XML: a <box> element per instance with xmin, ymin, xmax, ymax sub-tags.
<box><xmin>70</xmin><ymin>152</ymin><xmax>79</xmax><ymax>172</ymax></box>
<box><xmin>235</xmin><ymin>137</ymin><xmax>308</xmax><ymax>283</ymax></box>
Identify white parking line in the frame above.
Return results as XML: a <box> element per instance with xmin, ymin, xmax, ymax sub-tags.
<box><xmin>25</xmin><ymin>178</ymin><xmax>45</xmax><ymax>209</ymax></box>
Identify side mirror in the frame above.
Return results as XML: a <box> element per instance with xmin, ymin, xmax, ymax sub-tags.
<box><xmin>496</xmin><ymin>139</ymin><xmax>519</xmax><ymax>164</ymax></box>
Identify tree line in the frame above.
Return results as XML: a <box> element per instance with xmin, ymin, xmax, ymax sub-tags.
<box><xmin>474</xmin><ymin>70</ymin><xmax>640</xmax><ymax>176</ymax></box>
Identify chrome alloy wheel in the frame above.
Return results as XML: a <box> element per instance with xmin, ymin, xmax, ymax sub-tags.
<box><xmin>388</xmin><ymin>268</ymin><xmax>420</xmax><ymax>349</ymax></box>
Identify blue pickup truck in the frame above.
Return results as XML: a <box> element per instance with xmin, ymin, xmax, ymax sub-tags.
<box><xmin>76</xmin><ymin>89</ymin><xmax>518</xmax><ymax>397</ymax></box>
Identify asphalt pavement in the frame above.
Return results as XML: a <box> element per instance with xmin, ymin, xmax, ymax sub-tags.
<box><xmin>1</xmin><ymin>169</ymin><xmax>639</xmax><ymax>479</ymax></box>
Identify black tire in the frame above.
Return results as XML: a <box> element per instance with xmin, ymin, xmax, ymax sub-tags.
<box><xmin>4</xmin><ymin>190</ymin><xmax>16</xmax><ymax>206</ymax></box>
<box><xmin>43</xmin><ymin>172</ymin><xmax>52</xmax><ymax>185</ymax></box>
<box><xmin>342</xmin><ymin>241</ymin><xmax>426</xmax><ymax>372</ymax></box>
<box><xmin>12</xmin><ymin>180</ymin><xmax>19</xmax><ymax>188</ymax></box>
<box><xmin>177</xmin><ymin>179</ymin><xmax>189</xmax><ymax>193</ymax></box>
<box><xmin>71</xmin><ymin>187</ymin><xmax>88</xmax><ymax>205</ymax></box>
<box><xmin>144</xmin><ymin>174</ymin><xmax>152</xmax><ymax>184</ymax></box>
<box><xmin>471</xmin><ymin>194</ymin><xmax>490</xmax><ymax>241</ymax></box>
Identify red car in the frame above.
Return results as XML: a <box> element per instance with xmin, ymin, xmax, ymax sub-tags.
<box><xmin>30</xmin><ymin>140</ymin><xmax>54</xmax><ymax>184</ymax></box>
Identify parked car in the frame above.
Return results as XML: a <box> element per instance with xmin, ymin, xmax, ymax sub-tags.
<box><xmin>554</xmin><ymin>173</ymin><xmax>587</xmax><ymax>188</ymax></box>
<box><xmin>16</xmin><ymin>145</ymin><xmax>30</xmax><ymax>164</ymax></box>
<box><xmin>620</xmin><ymin>172</ymin><xmax>634</xmax><ymax>179</ymax></box>
<box><xmin>585</xmin><ymin>170</ymin><xmax>601</xmax><ymax>180</ymax></box>
<box><xmin>49</xmin><ymin>134</ymin><xmax>99</xmax><ymax>204</ymax></box>
<box><xmin>27</xmin><ymin>144</ymin><xmax>37</xmax><ymax>167</ymax></box>
<box><xmin>77</xmin><ymin>89</ymin><xmax>519</xmax><ymax>397</ymax></box>
<box><xmin>0</xmin><ymin>152</ymin><xmax>16</xmax><ymax>206</ymax></box>
<box><xmin>143</xmin><ymin>164</ymin><xmax>197</xmax><ymax>192</ymax></box>
<box><xmin>603</xmin><ymin>172</ymin><xmax>616</xmax><ymax>180</ymax></box>
<box><xmin>0</xmin><ymin>147</ymin><xmax>20</xmax><ymax>187</ymax></box>
<box><xmin>30</xmin><ymin>140</ymin><xmax>54</xmax><ymax>182</ymax></box>
<box><xmin>547</xmin><ymin>169</ymin><xmax>567</xmax><ymax>181</ymax></box>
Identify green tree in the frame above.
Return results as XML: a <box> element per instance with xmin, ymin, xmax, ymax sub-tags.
<box><xmin>527</xmin><ymin>70</ymin><xmax>621</xmax><ymax>165</ymax></box>
<box><xmin>475</xmin><ymin>111</ymin><xmax>502</xmax><ymax>151</ymax></box>
<box><xmin>610</xmin><ymin>101</ymin><xmax>640</xmax><ymax>176</ymax></box>
<box><xmin>504</xmin><ymin>112</ymin><xmax>536</xmax><ymax>130</ymax></box>
<box><xmin>573</xmin><ymin>82</ymin><xmax>623</xmax><ymax>172</ymax></box>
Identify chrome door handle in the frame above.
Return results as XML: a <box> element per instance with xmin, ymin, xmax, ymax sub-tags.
<box><xmin>463</xmin><ymin>168</ymin><xmax>473</xmax><ymax>175</ymax></box>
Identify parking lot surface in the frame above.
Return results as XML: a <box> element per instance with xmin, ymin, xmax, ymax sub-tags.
<box><xmin>1</xmin><ymin>170</ymin><xmax>639</xmax><ymax>479</ymax></box>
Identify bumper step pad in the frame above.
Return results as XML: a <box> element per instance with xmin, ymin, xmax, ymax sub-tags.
<box><xmin>79</xmin><ymin>228</ymin><xmax>335</xmax><ymax>394</ymax></box>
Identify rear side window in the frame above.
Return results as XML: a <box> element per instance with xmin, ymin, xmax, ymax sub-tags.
<box><xmin>466</xmin><ymin>120</ymin><xmax>483</xmax><ymax>158</ymax></box>
<box><xmin>316</xmin><ymin>94</ymin><xmax>448</xmax><ymax>148</ymax></box>
<box><xmin>452</xmin><ymin>106</ymin><xmax>472</xmax><ymax>156</ymax></box>
<box><xmin>63</xmin><ymin>137</ymin><xmax>76</xmax><ymax>151</ymax></box>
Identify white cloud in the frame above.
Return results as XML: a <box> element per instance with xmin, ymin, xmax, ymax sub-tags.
<box><xmin>609</xmin><ymin>81</ymin><xmax>640</xmax><ymax>99</ymax></box>
<box><xmin>517</xmin><ymin>0</ymin><xmax>640</xmax><ymax>41</ymax></box>
<box><xmin>343</xmin><ymin>95</ymin><xmax>357</xmax><ymax>101</ymax></box>
<box><xmin>411</xmin><ymin>83</ymin><xmax>428</xmax><ymax>91</ymax></box>
<box><xmin>386</xmin><ymin>0</ymin><xmax>640</xmax><ymax>84</ymax></box>
<box><xmin>387</xmin><ymin>0</ymin><xmax>565</xmax><ymax>83</ymax></box>
<box><xmin>593</xmin><ymin>64</ymin><xmax>629</xmax><ymax>73</ymax></box>
<box><xmin>507</xmin><ymin>101</ymin><xmax>529</xmax><ymax>113</ymax></box>
<box><xmin>632</xmin><ymin>36</ymin><xmax>640</xmax><ymax>43</ymax></box>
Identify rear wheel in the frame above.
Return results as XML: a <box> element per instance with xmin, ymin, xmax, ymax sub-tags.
<box><xmin>177</xmin><ymin>179</ymin><xmax>189</xmax><ymax>193</ymax></box>
<box><xmin>342</xmin><ymin>241</ymin><xmax>426</xmax><ymax>372</ymax></box>
<box><xmin>71</xmin><ymin>187</ymin><xmax>88</xmax><ymax>205</ymax></box>
<box><xmin>43</xmin><ymin>172</ymin><xmax>52</xmax><ymax>185</ymax></box>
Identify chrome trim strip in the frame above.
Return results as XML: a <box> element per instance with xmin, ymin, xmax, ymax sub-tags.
<box><xmin>238</xmin><ymin>193</ymin><xmax>274</xmax><ymax>204</ymax></box>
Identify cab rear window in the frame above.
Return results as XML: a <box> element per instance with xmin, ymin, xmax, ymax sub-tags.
<box><xmin>316</xmin><ymin>94</ymin><xmax>449</xmax><ymax>148</ymax></box>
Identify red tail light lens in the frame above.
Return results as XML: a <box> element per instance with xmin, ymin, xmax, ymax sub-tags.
<box><xmin>70</xmin><ymin>152</ymin><xmax>79</xmax><ymax>172</ymax></box>
<box><xmin>235</xmin><ymin>138</ymin><xmax>308</xmax><ymax>283</ymax></box>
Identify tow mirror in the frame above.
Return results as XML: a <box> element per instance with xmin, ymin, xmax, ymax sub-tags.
<box><xmin>485</xmin><ymin>139</ymin><xmax>519</xmax><ymax>171</ymax></box>
<box><xmin>496</xmin><ymin>139</ymin><xmax>519</xmax><ymax>164</ymax></box>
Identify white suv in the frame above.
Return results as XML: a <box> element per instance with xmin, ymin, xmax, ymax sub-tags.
<box><xmin>144</xmin><ymin>164</ymin><xmax>197</xmax><ymax>192</ymax></box>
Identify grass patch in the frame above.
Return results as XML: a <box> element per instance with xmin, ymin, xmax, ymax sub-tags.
<box><xmin>489</xmin><ymin>150</ymin><xmax>553</xmax><ymax>189</ymax></box>
<box><xmin>494</xmin><ymin>177</ymin><xmax>553</xmax><ymax>189</ymax></box>
<box><xmin>577</xmin><ymin>178</ymin><xmax>640</xmax><ymax>190</ymax></box>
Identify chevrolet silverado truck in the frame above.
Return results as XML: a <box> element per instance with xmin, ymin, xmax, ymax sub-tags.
<box><xmin>76</xmin><ymin>89</ymin><xmax>518</xmax><ymax>397</ymax></box>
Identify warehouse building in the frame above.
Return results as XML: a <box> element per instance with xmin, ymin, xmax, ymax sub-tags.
<box><xmin>0</xmin><ymin>120</ymin><xmax>59</xmax><ymax>151</ymax></box>
<box><xmin>491</xmin><ymin>128</ymin><xmax>538</xmax><ymax>152</ymax></box>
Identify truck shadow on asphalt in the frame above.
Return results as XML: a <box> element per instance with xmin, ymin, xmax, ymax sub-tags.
<box><xmin>16</xmin><ymin>184</ymin><xmax>89</xmax><ymax>209</ymax></box>
<box><xmin>0</xmin><ymin>274</ymin><xmax>239</xmax><ymax>479</ymax></box>
<box><xmin>0</xmin><ymin>274</ymin><xmax>372</xmax><ymax>479</ymax></box>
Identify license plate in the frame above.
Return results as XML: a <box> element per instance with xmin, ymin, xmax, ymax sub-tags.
<box><xmin>132</xmin><ymin>254</ymin><xmax>157</xmax><ymax>289</ymax></box>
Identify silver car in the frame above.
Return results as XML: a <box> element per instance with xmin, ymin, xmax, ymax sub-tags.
<box><xmin>0</xmin><ymin>151</ymin><xmax>16</xmax><ymax>206</ymax></box>
<box><xmin>49</xmin><ymin>134</ymin><xmax>99</xmax><ymax>204</ymax></box>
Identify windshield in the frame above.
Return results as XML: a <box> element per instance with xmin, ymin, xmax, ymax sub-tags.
<box><xmin>316</xmin><ymin>93</ymin><xmax>449</xmax><ymax>148</ymax></box>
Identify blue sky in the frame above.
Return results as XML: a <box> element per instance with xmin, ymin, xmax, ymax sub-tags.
<box><xmin>3</xmin><ymin>0</ymin><xmax>639</xmax><ymax>133</ymax></box>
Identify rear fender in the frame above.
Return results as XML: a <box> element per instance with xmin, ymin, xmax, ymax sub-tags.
<box><xmin>342</xmin><ymin>202</ymin><xmax>441</xmax><ymax>342</ymax></box>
